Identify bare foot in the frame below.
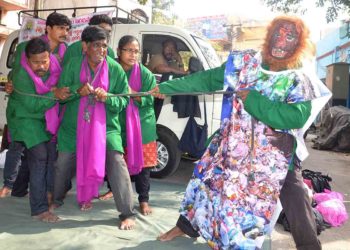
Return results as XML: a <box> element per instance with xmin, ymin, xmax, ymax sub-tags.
<box><xmin>32</xmin><ymin>211</ymin><xmax>60</xmax><ymax>223</ymax></box>
<box><xmin>120</xmin><ymin>218</ymin><xmax>135</xmax><ymax>230</ymax></box>
<box><xmin>98</xmin><ymin>191</ymin><xmax>113</xmax><ymax>201</ymax></box>
<box><xmin>0</xmin><ymin>186</ymin><xmax>12</xmax><ymax>198</ymax></box>
<box><xmin>140</xmin><ymin>202</ymin><xmax>152</xmax><ymax>215</ymax></box>
<box><xmin>157</xmin><ymin>226</ymin><xmax>185</xmax><ymax>241</ymax></box>
<box><xmin>80</xmin><ymin>202</ymin><xmax>92</xmax><ymax>211</ymax></box>
<box><xmin>49</xmin><ymin>203</ymin><xmax>61</xmax><ymax>212</ymax></box>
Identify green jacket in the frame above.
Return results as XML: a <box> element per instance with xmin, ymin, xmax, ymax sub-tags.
<box><xmin>159</xmin><ymin>64</ymin><xmax>311</xmax><ymax>130</ymax></box>
<box><xmin>5</xmin><ymin>97</ymin><xmax>15</xmax><ymax>137</ymax></box>
<box><xmin>10</xmin><ymin>68</ymin><xmax>57</xmax><ymax>148</ymax></box>
<box><xmin>120</xmin><ymin>64</ymin><xmax>157</xmax><ymax>145</ymax></box>
<box><xmin>159</xmin><ymin>64</ymin><xmax>312</xmax><ymax>170</ymax></box>
<box><xmin>57</xmin><ymin>56</ymin><xmax>129</xmax><ymax>153</ymax></box>
<box><xmin>62</xmin><ymin>40</ymin><xmax>115</xmax><ymax>66</ymax></box>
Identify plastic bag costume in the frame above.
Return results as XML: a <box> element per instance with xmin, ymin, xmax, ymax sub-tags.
<box><xmin>178</xmin><ymin>50</ymin><xmax>331</xmax><ymax>249</ymax></box>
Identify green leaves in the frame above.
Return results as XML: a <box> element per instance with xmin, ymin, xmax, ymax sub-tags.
<box><xmin>137</xmin><ymin>0</ymin><xmax>148</xmax><ymax>5</ymax></box>
<box><xmin>151</xmin><ymin>0</ymin><xmax>177</xmax><ymax>24</ymax></box>
<box><xmin>261</xmin><ymin>0</ymin><xmax>350</xmax><ymax>23</ymax></box>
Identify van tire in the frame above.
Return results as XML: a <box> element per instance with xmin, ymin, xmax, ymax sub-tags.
<box><xmin>151</xmin><ymin>125</ymin><xmax>181</xmax><ymax>179</ymax></box>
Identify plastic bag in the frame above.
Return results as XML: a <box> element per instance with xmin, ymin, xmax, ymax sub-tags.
<box><xmin>316</xmin><ymin>199</ymin><xmax>348</xmax><ymax>227</ymax></box>
<box><xmin>314</xmin><ymin>189</ymin><xmax>344</xmax><ymax>203</ymax></box>
<box><xmin>302</xmin><ymin>169</ymin><xmax>332</xmax><ymax>193</ymax></box>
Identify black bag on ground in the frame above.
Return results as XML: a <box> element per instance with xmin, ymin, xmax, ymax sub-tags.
<box><xmin>277</xmin><ymin>208</ymin><xmax>331</xmax><ymax>235</ymax></box>
<box><xmin>178</xmin><ymin>97</ymin><xmax>207</xmax><ymax>158</ymax></box>
<box><xmin>302</xmin><ymin>169</ymin><xmax>332</xmax><ymax>193</ymax></box>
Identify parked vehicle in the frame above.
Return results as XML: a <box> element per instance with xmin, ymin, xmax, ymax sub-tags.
<box><xmin>0</xmin><ymin>6</ymin><xmax>223</xmax><ymax>178</ymax></box>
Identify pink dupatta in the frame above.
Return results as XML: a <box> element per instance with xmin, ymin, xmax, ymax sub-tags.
<box><xmin>76</xmin><ymin>56</ymin><xmax>108</xmax><ymax>204</ymax></box>
<box><xmin>20</xmin><ymin>52</ymin><xmax>62</xmax><ymax>135</ymax></box>
<box><xmin>126</xmin><ymin>63</ymin><xmax>144</xmax><ymax>175</ymax></box>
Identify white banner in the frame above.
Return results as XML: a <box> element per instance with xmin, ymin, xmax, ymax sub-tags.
<box><xmin>19</xmin><ymin>10</ymin><xmax>114</xmax><ymax>44</ymax></box>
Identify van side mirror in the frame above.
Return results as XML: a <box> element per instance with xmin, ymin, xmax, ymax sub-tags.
<box><xmin>188</xmin><ymin>57</ymin><xmax>204</xmax><ymax>74</ymax></box>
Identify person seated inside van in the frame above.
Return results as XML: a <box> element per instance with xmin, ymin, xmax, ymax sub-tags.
<box><xmin>147</xmin><ymin>39</ymin><xmax>187</xmax><ymax>75</ymax></box>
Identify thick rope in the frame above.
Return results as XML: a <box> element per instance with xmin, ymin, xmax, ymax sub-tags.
<box><xmin>4</xmin><ymin>88</ymin><xmax>236</xmax><ymax>100</ymax></box>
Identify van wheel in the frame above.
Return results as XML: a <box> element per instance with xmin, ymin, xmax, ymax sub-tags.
<box><xmin>150</xmin><ymin>125</ymin><xmax>181</xmax><ymax>179</ymax></box>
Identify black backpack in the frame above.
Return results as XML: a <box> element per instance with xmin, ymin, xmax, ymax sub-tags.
<box><xmin>302</xmin><ymin>169</ymin><xmax>332</xmax><ymax>193</ymax></box>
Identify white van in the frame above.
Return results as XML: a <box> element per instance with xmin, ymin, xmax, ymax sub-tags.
<box><xmin>0</xmin><ymin>6</ymin><xmax>223</xmax><ymax>178</ymax></box>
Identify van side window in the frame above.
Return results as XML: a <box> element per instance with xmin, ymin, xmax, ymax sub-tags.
<box><xmin>142</xmin><ymin>34</ymin><xmax>193</xmax><ymax>74</ymax></box>
<box><xmin>7</xmin><ymin>38</ymin><xmax>18</xmax><ymax>69</ymax></box>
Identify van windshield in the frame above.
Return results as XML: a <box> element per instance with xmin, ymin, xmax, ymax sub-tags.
<box><xmin>192</xmin><ymin>35</ymin><xmax>221</xmax><ymax>68</ymax></box>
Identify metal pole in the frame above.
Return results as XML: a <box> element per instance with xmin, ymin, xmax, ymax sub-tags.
<box><xmin>34</xmin><ymin>0</ymin><xmax>39</xmax><ymax>18</ymax></box>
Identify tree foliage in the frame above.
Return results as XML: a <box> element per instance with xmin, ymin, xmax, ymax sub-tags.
<box><xmin>137</xmin><ymin>0</ymin><xmax>148</xmax><ymax>4</ymax></box>
<box><xmin>137</xmin><ymin>0</ymin><xmax>177</xmax><ymax>24</ymax></box>
<box><xmin>151</xmin><ymin>0</ymin><xmax>177</xmax><ymax>25</ymax></box>
<box><xmin>261</xmin><ymin>0</ymin><xmax>350</xmax><ymax>23</ymax></box>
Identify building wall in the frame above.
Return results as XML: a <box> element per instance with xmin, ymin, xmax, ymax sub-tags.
<box><xmin>184</xmin><ymin>15</ymin><xmax>268</xmax><ymax>52</ymax></box>
<box><xmin>316</xmin><ymin>22</ymin><xmax>350</xmax><ymax>80</ymax></box>
<box><xmin>0</xmin><ymin>0</ymin><xmax>33</xmax><ymax>53</ymax></box>
<box><xmin>235</xmin><ymin>25</ymin><xmax>266</xmax><ymax>51</ymax></box>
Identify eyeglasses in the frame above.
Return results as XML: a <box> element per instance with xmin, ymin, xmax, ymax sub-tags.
<box><xmin>90</xmin><ymin>41</ymin><xmax>108</xmax><ymax>50</ymax></box>
<box><xmin>121</xmin><ymin>48</ymin><xmax>140</xmax><ymax>55</ymax></box>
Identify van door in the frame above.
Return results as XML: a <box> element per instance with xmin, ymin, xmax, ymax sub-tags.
<box><xmin>0</xmin><ymin>30</ymin><xmax>19</xmax><ymax>129</ymax></box>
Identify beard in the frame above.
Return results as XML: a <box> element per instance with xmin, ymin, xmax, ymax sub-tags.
<box><xmin>34</xmin><ymin>70</ymin><xmax>47</xmax><ymax>76</ymax></box>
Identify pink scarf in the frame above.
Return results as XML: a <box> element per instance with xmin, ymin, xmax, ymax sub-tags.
<box><xmin>76</xmin><ymin>56</ymin><xmax>108</xmax><ymax>204</ymax></box>
<box><xmin>20</xmin><ymin>52</ymin><xmax>61</xmax><ymax>135</ymax></box>
<box><xmin>126</xmin><ymin>63</ymin><xmax>144</xmax><ymax>175</ymax></box>
<box><xmin>41</xmin><ymin>35</ymin><xmax>66</xmax><ymax>62</ymax></box>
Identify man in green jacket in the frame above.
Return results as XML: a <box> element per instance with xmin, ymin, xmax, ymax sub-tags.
<box><xmin>62</xmin><ymin>14</ymin><xmax>115</xmax><ymax>66</ymax></box>
<box><xmin>10</xmin><ymin>38</ymin><xmax>70</xmax><ymax>222</ymax></box>
<box><xmin>13</xmin><ymin>12</ymin><xmax>71</xmax><ymax>69</ymax></box>
<box><xmin>52</xmin><ymin>26</ymin><xmax>136</xmax><ymax>230</ymax></box>
<box><xmin>0</xmin><ymin>12</ymin><xmax>71</xmax><ymax>199</ymax></box>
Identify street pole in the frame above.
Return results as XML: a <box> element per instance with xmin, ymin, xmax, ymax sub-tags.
<box><xmin>223</xmin><ymin>23</ymin><xmax>242</xmax><ymax>51</ymax></box>
<box><xmin>34</xmin><ymin>0</ymin><xmax>39</xmax><ymax>18</ymax></box>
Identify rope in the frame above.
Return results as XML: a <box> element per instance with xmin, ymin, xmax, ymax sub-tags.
<box><xmin>12</xmin><ymin>88</ymin><xmax>59</xmax><ymax>100</ymax></box>
<box><xmin>3</xmin><ymin>88</ymin><xmax>236</xmax><ymax>100</ymax></box>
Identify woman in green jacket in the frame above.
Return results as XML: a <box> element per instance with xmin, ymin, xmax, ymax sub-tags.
<box><xmin>100</xmin><ymin>35</ymin><xmax>157</xmax><ymax>215</ymax></box>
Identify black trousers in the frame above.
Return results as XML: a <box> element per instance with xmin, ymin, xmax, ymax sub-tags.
<box><xmin>11</xmin><ymin>153</ymin><xmax>29</xmax><ymax>197</ymax></box>
<box><xmin>154</xmin><ymin>98</ymin><xmax>163</xmax><ymax>121</ymax></box>
<box><xmin>176</xmin><ymin>215</ymin><xmax>200</xmax><ymax>238</ymax></box>
<box><xmin>176</xmin><ymin>168</ymin><xmax>321</xmax><ymax>249</ymax></box>
<box><xmin>131</xmin><ymin>168</ymin><xmax>151</xmax><ymax>203</ymax></box>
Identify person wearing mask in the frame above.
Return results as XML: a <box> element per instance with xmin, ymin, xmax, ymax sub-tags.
<box><xmin>152</xmin><ymin>16</ymin><xmax>331</xmax><ymax>250</ymax></box>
